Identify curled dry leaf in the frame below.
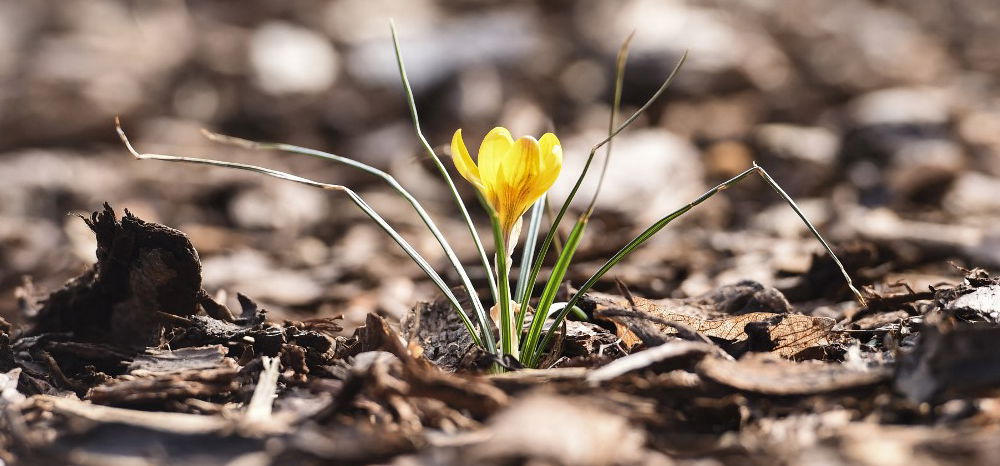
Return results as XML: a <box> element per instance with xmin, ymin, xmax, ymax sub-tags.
<box><xmin>698</xmin><ymin>353</ymin><xmax>892</xmax><ymax>396</ymax></box>
<box><xmin>587</xmin><ymin>284</ymin><xmax>844</xmax><ymax>357</ymax></box>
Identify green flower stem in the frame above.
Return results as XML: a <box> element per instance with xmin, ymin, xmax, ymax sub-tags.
<box><xmin>518</xmin><ymin>51</ymin><xmax>689</xmax><ymax>309</ymax></box>
<box><xmin>116</xmin><ymin>120</ymin><xmax>483</xmax><ymax>347</ymax></box>
<box><xmin>488</xmin><ymin>208</ymin><xmax>516</xmax><ymax>360</ymax></box>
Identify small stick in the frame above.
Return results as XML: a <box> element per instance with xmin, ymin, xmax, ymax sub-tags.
<box><xmin>243</xmin><ymin>356</ymin><xmax>281</xmax><ymax>425</ymax></box>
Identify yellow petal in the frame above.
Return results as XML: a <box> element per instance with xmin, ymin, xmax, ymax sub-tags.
<box><xmin>451</xmin><ymin>129</ymin><xmax>484</xmax><ymax>190</ymax></box>
<box><xmin>477</xmin><ymin>127</ymin><xmax>514</xmax><ymax>191</ymax></box>
<box><xmin>499</xmin><ymin>136</ymin><xmax>542</xmax><ymax>187</ymax></box>
<box><xmin>495</xmin><ymin>136</ymin><xmax>542</xmax><ymax>234</ymax></box>
<box><xmin>538</xmin><ymin>133</ymin><xmax>562</xmax><ymax>173</ymax></box>
<box><xmin>530</xmin><ymin>132</ymin><xmax>563</xmax><ymax>199</ymax></box>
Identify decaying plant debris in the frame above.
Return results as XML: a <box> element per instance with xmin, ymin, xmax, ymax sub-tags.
<box><xmin>2</xmin><ymin>206</ymin><xmax>1000</xmax><ymax>465</ymax></box>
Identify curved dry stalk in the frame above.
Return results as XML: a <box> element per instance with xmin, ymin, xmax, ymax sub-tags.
<box><xmin>115</xmin><ymin>118</ymin><xmax>483</xmax><ymax>346</ymax></box>
<box><xmin>586</xmin><ymin>31</ymin><xmax>634</xmax><ymax>213</ymax></box>
<box><xmin>390</xmin><ymin>22</ymin><xmax>499</xmax><ymax>353</ymax></box>
<box><xmin>198</xmin><ymin>129</ymin><xmax>497</xmax><ymax>353</ymax></box>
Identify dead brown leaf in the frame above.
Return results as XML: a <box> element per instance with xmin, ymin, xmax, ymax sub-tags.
<box><xmin>698</xmin><ymin>353</ymin><xmax>891</xmax><ymax>395</ymax></box>
<box><xmin>594</xmin><ymin>293</ymin><xmax>841</xmax><ymax>357</ymax></box>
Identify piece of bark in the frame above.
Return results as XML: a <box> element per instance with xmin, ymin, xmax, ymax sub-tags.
<box><xmin>30</xmin><ymin>204</ymin><xmax>203</xmax><ymax>348</ymax></box>
<box><xmin>586</xmin><ymin>340</ymin><xmax>717</xmax><ymax>384</ymax></box>
<box><xmin>0</xmin><ymin>368</ymin><xmax>25</xmax><ymax>404</ymax></box>
<box><xmin>128</xmin><ymin>345</ymin><xmax>229</xmax><ymax>375</ymax></box>
<box><xmin>30</xmin><ymin>394</ymin><xmax>234</xmax><ymax>434</ymax></box>
<box><xmin>402</xmin><ymin>297</ymin><xmax>481</xmax><ymax>372</ymax></box>
<box><xmin>285</xmin><ymin>423</ymin><xmax>416</xmax><ymax>464</ymax></box>
<box><xmin>7</xmin><ymin>395</ymin><xmax>264</xmax><ymax>465</ymax></box>
<box><xmin>321</xmin><ymin>315</ymin><xmax>507</xmax><ymax>422</ymax></box>
<box><xmin>462</xmin><ymin>394</ymin><xmax>656</xmax><ymax>466</ymax></box>
<box><xmin>945</xmin><ymin>284</ymin><xmax>1000</xmax><ymax>323</ymax></box>
<box><xmin>86</xmin><ymin>365</ymin><xmax>238</xmax><ymax>406</ymax></box>
<box><xmin>895</xmin><ymin>324</ymin><xmax>1000</xmax><ymax>404</ymax></box>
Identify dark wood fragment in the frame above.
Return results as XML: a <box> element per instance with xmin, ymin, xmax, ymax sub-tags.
<box><xmin>29</xmin><ymin>204</ymin><xmax>204</xmax><ymax>348</ymax></box>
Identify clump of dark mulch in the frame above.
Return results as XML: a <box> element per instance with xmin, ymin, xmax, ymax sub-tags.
<box><xmin>2</xmin><ymin>206</ymin><xmax>999</xmax><ymax>465</ymax></box>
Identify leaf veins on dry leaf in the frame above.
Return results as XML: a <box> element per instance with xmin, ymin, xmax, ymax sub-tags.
<box><xmin>585</xmin><ymin>282</ymin><xmax>846</xmax><ymax>358</ymax></box>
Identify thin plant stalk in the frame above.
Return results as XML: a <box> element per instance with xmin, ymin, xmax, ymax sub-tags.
<box><xmin>518</xmin><ymin>51</ymin><xmax>689</xmax><ymax>308</ymax></box>
<box><xmin>115</xmin><ymin>119</ymin><xmax>483</xmax><ymax>347</ymax></box>
<box><xmin>518</xmin><ymin>35</ymin><xmax>631</xmax><ymax>362</ymax></box>
<box><xmin>754</xmin><ymin>164</ymin><xmax>868</xmax><ymax>306</ymax></box>
<box><xmin>200</xmin><ymin>130</ymin><xmax>497</xmax><ymax>353</ymax></box>
<box><xmin>488</xmin><ymin>209</ymin><xmax>516</xmax><ymax>359</ymax></box>
<box><xmin>543</xmin><ymin>196</ymin><xmax>564</xmax><ymax>256</ymax></box>
<box><xmin>513</xmin><ymin>195</ymin><xmax>545</xmax><ymax>323</ymax></box>
<box><xmin>536</xmin><ymin>164</ymin><xmax>868</xmax><ymax>353</ymax></box>
<box><xmin>586</xmin><ymin>31</ymin><xmax>633</xmax><ymax>212</ymax></box>
<box><xmin>389</xmin><ymin>22</ymin><xmax>500</xmax><ymax>318</ymax></box>
<box><xmin>520</xmin><ymin>215</ymin><xmax>588</xmax><ymax>367</ymax></box>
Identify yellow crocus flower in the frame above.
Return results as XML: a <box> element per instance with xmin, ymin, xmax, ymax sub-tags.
<box><xmin>451</xmin><ymin>127</ymin><xmax>563</xmax><ymax>239</ymax></box>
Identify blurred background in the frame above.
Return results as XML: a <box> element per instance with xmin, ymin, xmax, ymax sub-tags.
<box><xmin>2</xmin><ymin>0</ymin><xmax>999</xmax><ymax>331</ymax></box>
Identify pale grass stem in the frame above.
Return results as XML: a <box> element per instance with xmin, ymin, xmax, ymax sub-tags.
<box><xmin>198</xmin><ymin>130</ymin><xmax>497</xmax><ymax>352</ymax></box>
<box><xmin>115</xmin><ymin>117</ymin><xmax>484</xmax><ymax>347</ymax></box>
<box><xmin>389</xmin><ymin>21</ymin><xmax>499</xmax><ymax>353</ymax></box>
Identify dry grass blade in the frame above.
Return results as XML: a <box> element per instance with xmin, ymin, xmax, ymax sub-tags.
<box><xmin>115</xmin><ymin>118</ymin><xmax>482</xmax><ymax>346</ymax></box>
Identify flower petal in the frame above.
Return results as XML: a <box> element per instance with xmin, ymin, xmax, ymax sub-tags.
<box><xmin>477</xmin><ymin>127</ymin><xmax>514</xmax><ymax>190</ymax></box>
<box><xmin>538</xmin><ymin>133</ymin><xmax>562</xmax><ymax>173</ymax></box>
<box><xmin>451</xmin><ymin>129</ymin><xmax>484</xmax><ymax>190</ymax></box>
<box><xmin>495</xmin><ymin>136</ymin><xmax>542</xmax><ymax>234</ymax></box>
<box><xmin>500</xmin><ymin>136</ymin><xmax>542</xmax><ymax>187</ymax></box>
<box><xmin>530</xmin><ymin>132</ymin><xmax>563</xmax><ymax>200</ymax></box>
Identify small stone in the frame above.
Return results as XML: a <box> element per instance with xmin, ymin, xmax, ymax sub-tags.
<box><xmin>249</xmin><ymin>22</ymin><xmax>339</xmax><ymax>95</ymax></box>
<box><xmin>754</xmin><ymin>124</ymin><xmax>839</xmax><ymax>167</ymax></box>
<box><xmin>847</xmin><ymin>87</ymin><xmax>951</xmax><ymax>127</ymax></box>
<box><xmin>944</xmin><ymin>172</ymin><xmax>1000</xmax><ymax>217</ymax></box>
<box><xmin>551</xmin><ymin>129</ymin><xmax>704</xmax><ymax>225</ymax></box>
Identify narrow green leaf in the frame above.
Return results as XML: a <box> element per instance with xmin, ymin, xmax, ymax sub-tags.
<box><xmin>586</xmin><ymin>31</ymin><xmax>633</xmax><ymax>213</ymax></box>
<box><xmin>537</xmin><ymin>167</ymin><xmax>759</xmax><ymax>352</ymax></box>
<box><xmin>519</xmin><ymin>51</ymin><xmax>689</xmax><ymax>308</ymax></box>
<box><xmin>521</xmin><ymin>216</ymin><xmax>588</xmax><ymax>368</ymax></box>
<box><xmin>389</xmin><ymin>21</ymin><xmax>498</xmax><ymax>351</ymax></box>
<box><xmin>754</xmin><ymin>163</ymin><xmax>868</xmax><ymax>306</ymax></box>
<box><xmin>514</xmin><ymin>195</ymin><xmax>546</xmax><ymax>326</ymax></box>
<box><xmin>537</xmin><ymin>163</ymin><xmax>867</xmax><ymax>351</ymax></box>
